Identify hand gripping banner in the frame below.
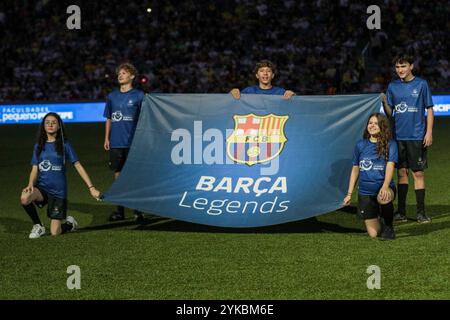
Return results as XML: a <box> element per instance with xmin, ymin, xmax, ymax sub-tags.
<box><xmin>103</xmin><ymin>93</ymin><xmax>381</xmax><ymax>227</ymax></box>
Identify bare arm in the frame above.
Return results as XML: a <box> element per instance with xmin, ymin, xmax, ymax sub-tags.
<box><xmin>382</xmin><ymin>162</ymin><xmax>395</xmax><ymax>189</ymax></box>
<box><xmin>343</xmin><ymin>165</ymin><xmax>359</xmax><ymax>205</ymax></box>
<box><xmin>73</xmin><ymin>161</ymin><xmax>101</xmax><ymax>199</ymax></box>
<box><xmin>378</xmin><ymin>161</ymin><xmax>395</xmax><ymax>201</ymax></box>
<box><xmin>424</xmin><ymin>107</ymin><xmax>434</xmax><ymax>147</ymax></box>
<box><xmin>23</xmin><ymin>165</ymin><xmax>39</xmax><ymax>193</ymax></box>
<box><xmin>380</xmin><ymin>93</ymin><xmax>392</xmax><ymax>117</ymax></box>
<box><xmin>104</xmin><ymin>119</ymin><xmax>111</xmax><ymax>150</ymax></box>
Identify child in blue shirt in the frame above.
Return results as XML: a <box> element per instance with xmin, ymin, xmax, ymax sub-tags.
<box><xmin>103</xmin><ymin>62</ymin><xmax>145</xmax><ymax>222</ymax></box>
<box><xmin>343</xmin><ymin>113</ymin><xmax>398</xmax><ymax>240</ymax></box>
<box><xmin>230</xmin><ymin>60</ymin><xmax>296</xmax><ymax>99</ymax></box>
<box><xmin>21</xmin><ymin>112</ymin><xmax>101</xmax><ymax>239</ymax></box>
<box><xmin>381</xmin><ymin>54</ymin><xmax>434</xmax><ymax>223</ymax></box>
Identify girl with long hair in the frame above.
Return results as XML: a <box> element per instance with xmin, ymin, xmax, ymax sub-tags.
<box><xmin>20</xmin><ymin>112</ymin><xmax>101</xmax><ymax>238</ymax></box>
<box><xmin>343</xmin><ymin>113</ymin><xmax>398</xmax><ymax>240</ymax></box>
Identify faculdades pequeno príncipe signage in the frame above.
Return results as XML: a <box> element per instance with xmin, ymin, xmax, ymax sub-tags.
<box><xmin>0</xmin><ymin>102</ymin><xmax>105</xmax><ymax>124</ymax></box>
<box><xmin>1</xmin><ymin>95</ymin><xmax>449</xmax><ymax>124</ymax></box>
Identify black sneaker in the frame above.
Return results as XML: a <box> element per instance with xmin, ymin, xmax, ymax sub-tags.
<box><xmin>393</xmin><ymin>212</ymin><xmax>408</xmax><ymax>223</ymax></box>
<box><xmin>380</xmin><ymin>225</ymin><xmax>396</xmax><ymax>240</ymax></box>
<box><xmin>417</xmin><ymin>213</ymin><xmax>432</xmax><ymax>224</ymax></box>
<box><xmin>109</xmin><ymin>212</ymin><xmax>125</xmax><ymax>221</ymax></box>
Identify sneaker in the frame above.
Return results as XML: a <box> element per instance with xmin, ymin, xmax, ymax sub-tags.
<box><xmin>109</xmin><ymin>211</ymin><xmax>125</xmax><ymax>221</ymax></box>
<box><xmin>66</xmin><ymin>216</ymin><xmax>78</xmax><ymax>231</ymax></box>
<box><xmin>380</xmin><ymin>225</ymin><xmax>396</xmax><ymax>240</ymax></box>
<box><xmin>417</xmin><ymin>213</ymin><xmax>432</xmax><ymax>224</ymax></box>
<box><xmin>29</xmin><ymin>224</ymin><xmax>45</xmax><ymax>239</ymax></box>
<box><xmin>393</xmin><ymin>212</ymin><xmax>408</xmax><ymax>223</ymax></box>
<box><xmin>134</xmin><ymin>213</ymin><xmax>145</xmax><ymax>223</ymax></box>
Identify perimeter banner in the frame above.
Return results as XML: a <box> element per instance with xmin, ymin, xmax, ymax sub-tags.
<box><xmin>103</xmin><ymin>93</ymin><xmax>380</xmax><ymax>227</ymax></box>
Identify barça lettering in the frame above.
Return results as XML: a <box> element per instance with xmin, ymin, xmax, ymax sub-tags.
<box><xmin>195</xmin><ymin>176</ymin><xmax>287</xmax><ymax>197</ymax></box>
<box><xmin>178</xmin><ymin>175</ymin><xmax>290</xmax><ymax>215</ymax></box>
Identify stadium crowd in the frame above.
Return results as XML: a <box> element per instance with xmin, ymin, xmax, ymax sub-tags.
<box><xmin>0</xmin><ymin>0</ymin><xmax>448</xmax><ymax>102</ymax></box>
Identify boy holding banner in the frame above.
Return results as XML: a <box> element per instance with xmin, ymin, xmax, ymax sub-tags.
<box><xmin>230</xmin><ymin>60</ymin><xmax>296</xmax><ymax>99</ymax></box>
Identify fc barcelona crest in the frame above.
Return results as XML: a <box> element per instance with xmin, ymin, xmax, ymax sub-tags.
<box><xmin>226</xmin><ymin>113</ymin><xmax>289</xmax><ymax>166</ymax></box>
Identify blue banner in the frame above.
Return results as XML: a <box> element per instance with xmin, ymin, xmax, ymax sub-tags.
<box><xmin>103</xmin><ymin>93</ymin><xmax>381</xmax><ymax>227</ymax></box>
<box><xmin>0</xmin><ymin>102</ymin><xmax>105</xmax><ymax>124</ymax></box>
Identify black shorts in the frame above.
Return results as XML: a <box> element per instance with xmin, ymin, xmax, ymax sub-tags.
<box><xmin>357</xmin><ymin>187</ymin><xmax>397</xmax><ymax>220</ymax></box>
<box><xmin>397</xmin><ymin>140</ymin><xmax>428</xmax><ymax>171</ymax></box>
<box><xmin>34</xmin><ymin>186</ymin><xmax>68</xmax><ymax>220</ymax></box>
<box><xmin>109</xmin><ymin>148</ymin><xmax>130</xmax><ymax>172</ymax></box>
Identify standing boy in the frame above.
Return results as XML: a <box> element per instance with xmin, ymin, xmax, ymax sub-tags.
<box><xmin>104</xmin><ymin>63</ymin><xmax>145</xmax><ymax>222</ymax></box>
<box><xmin>382</xmin><ymin>54</ymin><xmax>434</xmax><ymax>223</ymax></box>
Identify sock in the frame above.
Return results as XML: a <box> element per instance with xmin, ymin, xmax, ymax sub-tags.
<box><xmin>415</xmin><ymin>189</ymin><xmax>425</xmax><ymax>215</ymax></box>
<box><xmin>22</xmin><ymin>203</ymin><xmax>42</xmax><ymax>225</ymax></box>
<box><xmin>380</xmin><ymin>203</ymin><xmax>394</xmax><ymax>227</ymax></box>
<box><xmin>61</xmin><ymin>222</ymin><xmax>72</xmax><ymax>234</ymax></box>
<box><xmin>117</xmin><ymin>205</ymin><xmax>125</xmax><ymax>215</ymax></box>
<box><xmin>397</xmin><ymin>184</ymin><xmax>408</xmax><ymax>215</ymax></box>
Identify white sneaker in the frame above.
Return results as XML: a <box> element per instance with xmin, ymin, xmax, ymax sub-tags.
<box><xmin>29</xmin><ymin>224</ymin><xmax>45</xmax><ymax>239</ymax></box>
<box><xmin>66</xmin><ymin>216</ymin><xmax>78</xmax><ymax>232</ymax></box>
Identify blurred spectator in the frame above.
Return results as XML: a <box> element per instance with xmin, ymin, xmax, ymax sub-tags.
<box><xmin>0</xmin><ymin>0</ymin><xmax>447</xmax><ymax>103</ymax></box>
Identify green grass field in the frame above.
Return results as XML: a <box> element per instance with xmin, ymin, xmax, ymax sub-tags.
<box><xmin>1</xmin><ymin>119</ymin><xmax>449</xmax><ymax>300</ymax></box>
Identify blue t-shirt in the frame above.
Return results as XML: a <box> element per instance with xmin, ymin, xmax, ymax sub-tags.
<box><xmin>241</xmin><ymin>85</ymin><xmax>286</xmax><ymax>95</ymax></box>
<box><xmin>386</xmin><ymin>77</ymin><xmax>433</xmax><ymax>140</ymax></box>
<box><xmin>352</xmin><ymin>139</ymin><xmax>398</xmax><ymax>196</ymax></box>
<box><xmin>103</xmin><ymin>88</ymin><xmax>145</xmax><ymax>148</ymax></box>
<box><xmin>31</xmin><ymin>142</ymin><xmax>79</xmax><ymax>199</ymax></box>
